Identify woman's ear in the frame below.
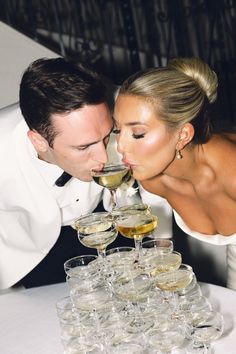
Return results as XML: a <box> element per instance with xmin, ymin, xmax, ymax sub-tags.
<box><xmin>27</xmin><ymin>130</ymin><xmax>49</xmax><ymax>153</ymax></box>
<box><xmin>176</xmin><ymin>123</ymin><xmax>195</xmax><ymax>150</ymax></box>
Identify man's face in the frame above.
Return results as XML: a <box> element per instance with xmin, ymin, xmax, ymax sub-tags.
<box><xmin>37</xmin><ymin>103</ymin><xmax>113</xmax><ymax>181</ymax></box>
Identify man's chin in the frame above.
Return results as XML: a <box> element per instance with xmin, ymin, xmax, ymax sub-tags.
<box><xmin>74</xmin><ymin>175</ymin><xmax>93</xmax><ymax>182</ymax></box>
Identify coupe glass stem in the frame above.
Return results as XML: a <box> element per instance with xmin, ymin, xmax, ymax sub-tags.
<box><xmin>110</xmin><ymin>189</ymin><xmax>116</xmax><ymax>210</ymax></box>
<box><xmin>97</xmin><ymin>248</ymin><xmax>106</xmax><ymax>258</ymax></box>
<box><xmin>134</xmin><ymin>236</ymin><xmax>143</xmax><ymax>256</ymax></box>
<box><xmin>96</xmin><ymin>248</ymin><xmax>109</xmax><ymax>280</ymax></box>
<box><xmin>192</xmin><ymin>341</ymin><xmax>210</xmax><ymax>354</ymax></box>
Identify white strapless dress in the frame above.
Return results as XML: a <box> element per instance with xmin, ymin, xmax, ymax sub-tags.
<box><xmin>173</xmin><ymin>210</ymin><xmax>236</xmax><ymax>290</ymax></box>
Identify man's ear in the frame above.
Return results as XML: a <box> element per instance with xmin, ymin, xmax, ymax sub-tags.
<box><xmin>27</xmin><ymin>130</ymin><xmax>49</xmax><ymax>153</ymax></box>
<box><xmin>176</xmin><ymin>123</ymin><xmax>195</xmax><ymax>150</ymax></box>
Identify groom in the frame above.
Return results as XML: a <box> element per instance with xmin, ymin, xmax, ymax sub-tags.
<box><xmin>0</xmin><ymin>57</ymin><xmax>116</xmax><ymax>289</ymax></box>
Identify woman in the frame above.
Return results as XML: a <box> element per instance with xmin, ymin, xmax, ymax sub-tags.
<box><xmin>113</xmin><ymin>57</ymin><xmax>236</xmax><ymax>289</ymax></box>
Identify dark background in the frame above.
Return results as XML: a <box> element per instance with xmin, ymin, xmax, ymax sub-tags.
<box><xmin>1</xmin><ymin>0</ymin><xmax>236</xmax><ymax>131</ymax></box>
<box><xmin>1</xmin><ymin>0</ymin><xmax>234</xmax><ymax>287</ymax></box>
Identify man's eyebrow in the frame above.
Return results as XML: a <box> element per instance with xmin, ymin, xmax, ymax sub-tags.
<box><xmin>71</xmin><ymin>127</ymin><xmax>114</xmax><ymax>148</ymax></box>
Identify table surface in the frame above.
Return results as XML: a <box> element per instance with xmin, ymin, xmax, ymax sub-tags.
<box><xmin>0</xmin><ymin>282</ymin><xmax>235</xmax><ymax>354</ymax></box>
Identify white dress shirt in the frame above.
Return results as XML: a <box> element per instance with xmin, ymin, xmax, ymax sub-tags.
<box><xmin>0</xmin><ymin>105</ymin><xmax>105</xmax><ymax>289</ymax></box>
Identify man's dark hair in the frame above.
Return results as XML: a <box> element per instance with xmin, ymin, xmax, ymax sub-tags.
<box><xmin>19</xmin><ymin>57</ymin><xmax>110</xmax><ymax>146</ymax></box>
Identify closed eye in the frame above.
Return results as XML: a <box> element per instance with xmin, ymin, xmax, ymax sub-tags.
<box><xmin>132</xmin><ymin>133</ymin><xmax>145</xmax><ymax>139</ymax></box>
<box><xmin>76</xmin><ymin>145</ymin><xmax>89</xmax><ymax>151</ymax></box>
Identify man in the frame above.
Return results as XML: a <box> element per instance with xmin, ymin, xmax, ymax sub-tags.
<box><xmin>0</xmin><ymin>57</ymin><xmax>115</xmax><ymax>289</ymax></box>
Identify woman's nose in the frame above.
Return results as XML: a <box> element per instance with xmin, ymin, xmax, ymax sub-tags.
<box><xmin>116</xmin><ymin>134</ymin><xmax>126</xmax><ymax>155</ymax></box>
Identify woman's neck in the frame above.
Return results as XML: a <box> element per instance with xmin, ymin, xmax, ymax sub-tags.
<box><xmin>163</xmin><ymin>143</ymin><xmax>206</xmax><ymax>181</ymax></box>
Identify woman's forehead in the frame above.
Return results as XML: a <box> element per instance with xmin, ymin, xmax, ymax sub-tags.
<box><xmin>114</xmin><ymin>94</ymin><xmax>160</xmax><ymax>125</ymax></box>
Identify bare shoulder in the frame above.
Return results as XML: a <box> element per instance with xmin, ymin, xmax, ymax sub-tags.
<box><xmin>208</xmin><ymin>133</ymin><xmax>236</xmax><ymax>160</ymax></box>
<box><xmin>221</xmin><ymin>132</ymin><xmax>236</xmax><ymax>143</ymax></box>
<box><xmin>206</xmin><ymin>133</ymin><xmax>236</xmax><ymax>197</ymax></box>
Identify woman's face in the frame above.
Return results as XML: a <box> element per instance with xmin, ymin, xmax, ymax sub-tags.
<box><xmin>114</xmin><ymin>94</ymin><xmax>179</xmax><ymax>181</ymax></box>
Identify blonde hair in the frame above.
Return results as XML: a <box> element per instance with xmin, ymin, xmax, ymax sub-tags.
<box><xmin>119</xmin><ymin>57</ymin><xmax>218</xmax><ymax>143</ymax></box>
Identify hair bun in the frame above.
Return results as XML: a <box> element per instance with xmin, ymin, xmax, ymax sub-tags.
<box><xmin>168</xmin><ymin>57</ymin><xmax>218</xmax><ymax>103</ymax></box>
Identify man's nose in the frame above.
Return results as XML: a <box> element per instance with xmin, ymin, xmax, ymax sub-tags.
<box><xmin>95</xmin><ymin>142</ymin><xmax>109</xmax><ymax>164</ymax></box>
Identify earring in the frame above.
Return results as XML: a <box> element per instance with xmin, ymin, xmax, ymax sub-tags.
<box><xmin>176</xmin><ymin>149</ymin><xmax>183</xmax><ymax>159</ymax></box>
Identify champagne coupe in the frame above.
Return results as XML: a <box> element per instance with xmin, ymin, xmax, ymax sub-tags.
<box><xmin>139</xmin><ymin>250</ymin><xmax>182</xmax><ymax>277</ymax></box>
<box><xmin>154</xmin><ymin>263</ymin><xmax>194</xmax><ymax>318</ymax></box>
<box><xmin>113</xmin><ymin>272</ymin><xmax>154</xmax><ymax>333</ymax></box>
<box><xmin>91</xmin><ymin>164</ymin><xmax>132</xmax><ymax>209</ymax></box>
<box><xmin>115</xmin><ymin>212</ymin><xmax>158</xmax><ymax>254</ymax></box>
<box><xmin>147</xmin><ymin>320</ymin><xmax>186</xmax><ymax>354</ymax></box>
<box><xmin>154</xmin><ymin>263</ymin><xmax>193</xmax><ymax>292</ymax></box>
<box><xmin>75</xmin><ymin>212</ymin><xmax>117</xmax><ymax>258</ymax></box>
<box><xmin>141</xmin><ymin>238</ymin><xmax>174</xmax><ymax>257</ymax></box>
<box><xmin>112</xmin><ymin>203</ymin><xmax>151</xmax><ymax>216</ymax></box>
<box><xmin>186</xmin><ymin>310</ymin><xmax>224</xmax><ymax>354</ymax></box>
<box><xmin>64</xmin><ymin>254</ymin><xmax>97</xmax><ymax>278</ymax></box>
<box><xmin>105</xmin><ymin>246</ymin><xmax>136</xmax><ymax>272</ymax></box>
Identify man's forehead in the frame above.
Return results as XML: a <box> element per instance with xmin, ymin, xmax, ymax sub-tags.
<box><xmin>52</xmin><ymin>105</ymin><xmax>113</xmax><ymax>145</ymax></box>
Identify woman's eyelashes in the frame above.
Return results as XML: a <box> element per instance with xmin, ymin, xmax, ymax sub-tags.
<box><xmin>112</xmin><ymin>128</ymin><xmax>145</xmax><ymax>139</ymax></box>
<box><xmin>132</xmin><ymin>133</ymin><xmax>145</xmax><ymax>139</ymax></box>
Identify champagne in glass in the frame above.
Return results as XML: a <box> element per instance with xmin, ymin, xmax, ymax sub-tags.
<box><xmin>154</xmin><ymin>264</ymin><xmax>194</xmax><ymax>319</ymax></box>
<box><xmin>155</xmin><ymin>266</ymin><xmax>193</xmax><ymax>291</ymax></box>
<box><xmin>75</xmin><ymin>212</ymin><xmax>117</xmax><ymax>258</ymax></box>
<box><xmin>139</xmin><ymin>251</ymin><xmax>182</xmax><ymax>277</ymax></box>
<box><xmin>116</xmin><ymin>213</ymin><xmax>158</xmax><ymax>253</ymax></box>
<box><xmin>91</xmin><ymin>164</ymin><xmax>132</xmax><ymax>209</ymax></box>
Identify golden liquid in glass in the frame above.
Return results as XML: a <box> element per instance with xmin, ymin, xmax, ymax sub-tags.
<box><xmin>117</xmin><ymin>215</ymin><xmax>158</xmax><ymax>240</ymax></box>
<box><xmin>77</xmin><ymin>221</ymin><xmax>117</xmax><ymax>250</ymax></box>
<box><xmin>155</xmin><ymin>269</ymin><xmax>193</xmax><ymax>291</ymax></box>
<box><xmin>92</xmin><ymin>166</ymin><xmax>131</xmax><ymax>190</ymax></box>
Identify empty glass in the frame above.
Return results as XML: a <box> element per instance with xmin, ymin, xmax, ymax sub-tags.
<box><xmin>56</xmin><ymin>296</ymin><xmax>77</xmax><ymax>323</ymax></box>
<box><xmin>147</xmin><ymin>318</ymin><xmax>186</xmax><ymax>354</ymax></box>
<box><xmin>186</xmin><ymin>310</ymin><xmax>224</xmax><ymax>353</ymax></box>
<box><xmin>112</xmin><ymin>203</ymin><xmax>151</xmax><ymax>216</ymax></box>
<box><xmin>64</xmin><ymin>254</ymin><xmax>98</xmax><ymax>278</ymax></box>
<box><xmin>142</xmin><ymin>238</ymin><xmax>174</xmax><ymax>255</ymax></box>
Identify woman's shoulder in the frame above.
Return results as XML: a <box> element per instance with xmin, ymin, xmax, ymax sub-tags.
<box><xmin>206</xmin><ymin>133</ymin><xmax>236</xmax><ymax>195</ymax></box>
<box><xmin>207</xmin><ymin>133</ymin><xmax>236</xmax><ymax>156</ymax></box>
<box><xmin>221</xmin><ymin>132</ymin><xmax>236</xmax><ymax>143</ymax></box>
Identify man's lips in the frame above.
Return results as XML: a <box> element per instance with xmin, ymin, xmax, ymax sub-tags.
<box><xmin>90</xmin><ymin>164</ymin><xmax>105</xmax><ymax>173</ymax></box>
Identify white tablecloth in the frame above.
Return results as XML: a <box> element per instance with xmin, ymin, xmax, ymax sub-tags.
<box><xmin>0</xmin><ymin>282</ymin><xmax>235</xmax><ymax>354</ymax></box>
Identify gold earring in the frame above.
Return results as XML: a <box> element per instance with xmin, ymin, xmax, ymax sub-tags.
<box><xmin>176</xmin><ymin>149</ymin><xmax>183</xmax><ymax>159</ymax></box>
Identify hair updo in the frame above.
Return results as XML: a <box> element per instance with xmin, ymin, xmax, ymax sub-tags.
<box><xmin>119</xmin><ymin>57</ymin><xmax>218</xmax><ymax>144</ymax></box>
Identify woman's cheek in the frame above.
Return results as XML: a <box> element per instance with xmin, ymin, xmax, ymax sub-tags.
<box><xmin>137</xmin><ymin>135</ymin><xmax>161</xmax><ymax>156</ymax></box>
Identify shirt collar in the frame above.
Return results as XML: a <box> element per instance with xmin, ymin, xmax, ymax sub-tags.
<box><xmin>26</xmin><ymin>136</ymin><xmax>64</xmax><ymax>187</ymax></box>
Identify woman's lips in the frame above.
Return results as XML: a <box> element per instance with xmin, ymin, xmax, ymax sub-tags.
<box><xmin>122</xmin><ymin>159</ymin><xmax>137</xmax><ymax>168</ymax></box>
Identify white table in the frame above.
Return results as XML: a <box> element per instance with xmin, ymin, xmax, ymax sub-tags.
<box><xmin>0</xmin><ymin>282</ymin><xmax>235</xmax><ymax>354</ymax></box>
